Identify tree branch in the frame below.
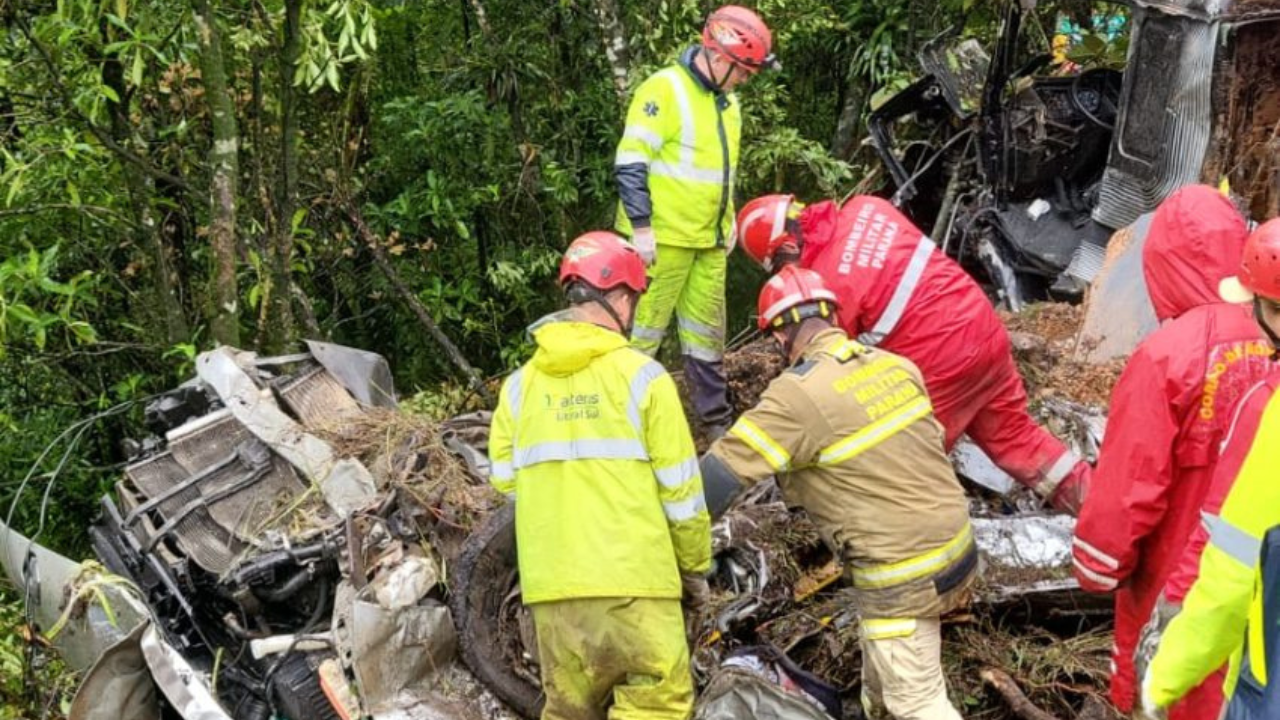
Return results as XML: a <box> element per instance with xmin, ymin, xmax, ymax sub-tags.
<box><xmin>343</xmin><ymin>200</ymin><xmax>495</xmax><ymax>405</ymax></box>
<box><xmin>0</xmin><ymin>203</ymin><xmax>133</xmax><ymax>226</ymax></box>
<box><xmin>981</xmin><ymin>668</ymin><xmax>1063</xmax><ymax>720</ymax></box>
<box><xmin>15</xmin><ymin>17</ymin><xmax>191</xmax><ymax>193</ymax></box>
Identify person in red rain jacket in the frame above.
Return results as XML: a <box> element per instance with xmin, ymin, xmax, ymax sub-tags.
<box><xmin>736</xmin><ymin>193</ymin><xmax>1090</xmax><ymax>512</ymax></box>
<box><xmin>1070</xmin><ymin>185</ymin><xmax>1274</xmax><ymax>718</ymax></box>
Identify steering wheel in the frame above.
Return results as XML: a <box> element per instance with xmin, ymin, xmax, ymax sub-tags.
<box><xmin>1070</xmin><ymin>68</ymin><xmax>1123</xmax><ymax>130</ymax></box>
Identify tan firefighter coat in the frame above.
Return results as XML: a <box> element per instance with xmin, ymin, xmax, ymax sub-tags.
<box><xmin>707</xmin><ymin>328</ymin><xmax>977</xmax><ymax>623</ymax></box>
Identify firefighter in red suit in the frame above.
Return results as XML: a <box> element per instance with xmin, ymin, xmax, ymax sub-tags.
<box><xmin>736</xmin><ymin>193</ymin><xmax>1090</xmax><ymax>512</ymax></box>
<box><xmin>1070</xmin><ymin>185</ymin><xmax>1274</xmax><ymax>718</ymax></box>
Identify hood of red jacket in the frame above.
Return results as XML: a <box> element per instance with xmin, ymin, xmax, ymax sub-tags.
<box><xmin>1143</xmin><ymin>185</ymin><xmax>1249</xmax><ymax>322</ymax></box>
<box><xmin>796</xmin><ymin>200</ymin><xmax>841</xmax><ymax>266</ymax></box>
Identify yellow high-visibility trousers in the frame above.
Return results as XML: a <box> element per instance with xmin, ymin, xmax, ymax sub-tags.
<box><xmin>532</xmin><ymin>596</ymin><xmax>694</xmax><ymax>720</ymax></box>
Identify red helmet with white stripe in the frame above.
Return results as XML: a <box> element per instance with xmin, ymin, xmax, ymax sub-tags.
<box><xmin>738</xmin><ymin>194</ymin><xmax>796</xmax><ymax>270</ymax></box>
<box><xmin>757</xmin><ymin>265</ymin><xmax>839</xmax><ymax>330</ymax></box>
<box><xmin>559</xmin><ymin>231</ymin><xmax>649</xmax><ymax>294</ymax></box>
<box><xmin>702</xmin><ymin>5</ymin><xmax>778</xmax><ymax>73</ymax></box>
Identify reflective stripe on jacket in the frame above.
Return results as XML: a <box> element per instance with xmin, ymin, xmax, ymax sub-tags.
<box><xmin>707</xmin><ymin>328</ymin><xmax>975</xmax><ymax>618</ymax></box>
<box><xmin>796</xmin><ymin>197</ymin><xmax>1009</xmax><ymax>443</ymax></box>
<box><xmin>614</xmin><ymin>50</ymin><xmax>741</xmax><ymax>248</ymax></box>
<box><xmin>488</xmin><ymin>319</ymin><xmax>712</xmax><ymax>604</ymax></box>
<box><xmin>1146</xmin><ymin>378</ymin><xmax>1280</xmax><ymax>708</ymax></box>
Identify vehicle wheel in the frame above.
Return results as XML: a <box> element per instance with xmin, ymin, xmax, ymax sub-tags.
<box><xmin>450</xmin><ymin>503</ymin><xmax>544</xmax><ymax>719</ymax></box>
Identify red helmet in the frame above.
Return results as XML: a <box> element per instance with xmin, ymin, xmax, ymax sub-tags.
<box><xmin>757</xmin><ymin>265</ymin><xmax>839</xmax><ymax>330</ymax></box>
<box><xmin>1221</xmin><ymin>218</ymin><xmax>1280</xmax><ymax>302</ymax></box>
<box><xmin>737</xmin><ymin>194</ymin><xmax>797</xmax><ymax>270</ymax></box>
<box><xmin>702</xmin><ymin>5</ymin><xmax>777</xmax><ymax>72</ymax></box>
<box><xmin>559</xmin><ymin>231</ymin><xmax>648</xmax><ymax>294</ymax></box>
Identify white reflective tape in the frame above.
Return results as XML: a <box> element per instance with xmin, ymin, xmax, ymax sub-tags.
<box><xmin>490</xmin><ymin>460</ymin><xmax>514</xmax><ymax>481</ymax></box>
<box><xmin>632</xmin><ymin>326</ymin><xmax>666</xmax><ymax>343</ymax></box>
<box><xmin>650</xmin><ymin>161</ymin><xmax>723</xmax><ymax>183</ymax></box>
<box><xmin>626</xmin><ymin>360</ymin><xmax>666</xmax><ymax>434</ymax></box>
<box><xmin>1072</xmin><ymin>557</ymin><xmax>1119</xmax><ymax>590</ymax></box>
<box><xmin>661</xmin><ymin>68</ymin><xmax>696</xmax><ymax>166</ymax></box>
<box><xmin>860</xmin><ymin>237</ymin><xmax>935</xmax><ymax>346</ymax></box>
<box><xmin>622</xmin><ymin>125</ymin><xmax>665</xmax><ymax>152</ymax></box>
<box><xmin>677</xmin><ymin>315</ymin><xmax>724</xmax><ymax>342</ymax></box>
<box><xmin>614</xmin><ymin>151</ymin><xmax>653</xmax><ymax>167</ymax></box>
<box><xmin>770</xmin><ymin>199</ymin><xmax>788</xmax><ymax>244</ymax></box>
<box><xmin>1044</xmin><ymin>450</ymin><xmax>1080</xmax><ymax>484</ymax></box>
<box><xmin>655</xmin><ymin>457</ymin><xmax>699</xmax><ymax>489</ymax></box>
<box><xmin>1072</xmin><ymin>536</ymin><xmax>1120</xmax><ymax>571</ymax></box>
<box><xmin>507</xmin><ymin>368</ymin><xmax>525</xmax><ymax>418</ymax></box>
<box><xmin>663</xmin><ymin>494</ymin><xmax>707</xmax><ymax>522</ymax></box>
<box><xmin>514</xmin><ymin>438</ymin><xmax>649</xmax><ymax>469</ymax></box>
<box><xmin>818</xmin><ymin>397</ymin><xmax>931</xmax><ymax>466</ymax></box>
<box><xmin>684</xmin><ymin>345</ymin><xmax>723</xmax><ymax>363</ymax></box>
<box><xmin>1204</xmin><ymin>511</ymin><xmax>1262</xmax><ymax>566</ymax></box>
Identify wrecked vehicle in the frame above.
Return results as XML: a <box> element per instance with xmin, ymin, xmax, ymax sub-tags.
<box><xmin>2</xmin><ymin>328</ymin><xmax>1114</xmax><ymax>719</ymax></box>
<box><xmin>870</xmin><ymin>0</ymin><xmax>1280</xmax><ymax>308</ymax></box>
<box><xmin>2</xmin><ymin>343</ymin><xmax>515</xmax><ymax>720</ymax></box>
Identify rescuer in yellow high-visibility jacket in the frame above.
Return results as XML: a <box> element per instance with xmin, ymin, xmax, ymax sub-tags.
<box><xmin>488</xmin><ymin>231</ymin><xmax>712</xmax><ymax>720</ymax></box>
<box><xmin>614</xmin><ymin>6</ymin><xmax>777</xmax><ymax>438</ymax></box>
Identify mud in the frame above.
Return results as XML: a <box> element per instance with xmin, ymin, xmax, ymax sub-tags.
<box><xmin>1001</xmin><ymin>303</ymin><xmax>1125</xmax><ymax>407</ymax></box>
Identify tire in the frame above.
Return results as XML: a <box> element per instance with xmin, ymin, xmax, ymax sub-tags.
<box><xmin>450</xmin><ymin>503</ymin><xmax>544</xmax><ymax>719</ymax></box>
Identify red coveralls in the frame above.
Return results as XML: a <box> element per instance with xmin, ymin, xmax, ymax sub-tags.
<box><xmin>1070</xmin><ymin>186</ymin><xmax>1273</xmax><ymax>717</ymax></box>
<box><xmin>796</xmin><ymin>195</ymin><xmax>1087</xmax><ymax>499</ymax></box>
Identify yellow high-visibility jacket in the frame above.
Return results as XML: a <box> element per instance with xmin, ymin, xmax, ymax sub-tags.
<box><xmin>488</xmin><ymin>319</ymin><xmax>712</xmax><ymax>604</ymax></box>
<box><xmin>614</xmin><ymin>50</ymin><xmax>741</xmax><ymax>248</ymax></box>
<box><xmin>1146</xmin><ymin>380</ymin><xmax>1280</xmax><ymax>708</ymax></box>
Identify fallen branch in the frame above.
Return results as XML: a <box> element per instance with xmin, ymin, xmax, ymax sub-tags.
<box><xmin>981</xmin><ymin>667</ymin><xmax>1062</xmax><ymax>720</ymax></box>
<box><xmin>343</xmin><ymin>201</ymin><xmax>495</xmax><ymax>405</ymax></box>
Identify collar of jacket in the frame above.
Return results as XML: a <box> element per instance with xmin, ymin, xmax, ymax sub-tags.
<box><xmin>679</xmin><ymin>45</ymin><xmax>722</xmax><ymax>95</ymax></box>
<box><xmin>798</xmin><ymin>327</ymin><xmax>852</xmax><ymax>364</ymax></box>
<box><xmin>530</xmin><ymin>318</ymin><xmax>629</xmax><ymax>376</ymax></box>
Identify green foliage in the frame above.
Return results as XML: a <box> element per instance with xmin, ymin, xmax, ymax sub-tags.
<box><xmin>0</xmin><ymin>0</ymin><xmax>1029</xmax><ymax>557</ymax></box>
<box><xmin>0</xmin><ymin>588</ymin><xmax>75</xmax><ymax>719</ymax></box>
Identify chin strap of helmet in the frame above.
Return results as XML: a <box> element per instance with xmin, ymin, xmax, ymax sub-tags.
<box><xmin>1255</xmin><ymin>298</ymin><xmax>1280</xmax><ymax>361</ymax></box>
<box><xmin>702</xmin><ymin>47</ymin><xmax>736</xmax><ymax>92</ymax></box>
<box><xmin>568</xmin><ymin>282</ymin><xmax>637</xmax><ymax>338</ymax></box>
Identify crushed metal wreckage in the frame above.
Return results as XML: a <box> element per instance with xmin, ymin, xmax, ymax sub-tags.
<box><xmin>0</xmin><ymin>307</ymin><xmax>1122</xmax><ymax>719</ymax></box>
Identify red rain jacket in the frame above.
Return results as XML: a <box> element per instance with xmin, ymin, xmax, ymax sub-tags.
<box><xmin>797</xmin><ymin>196</ymin><xmax>1078</xmax><ymax>494</ymax></box>
<box><xmin>1071</xmin><ymin>185</ymin><xmax>1272</xmax><ymax>716</ymax></box>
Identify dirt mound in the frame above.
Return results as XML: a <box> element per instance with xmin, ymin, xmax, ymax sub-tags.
<box><xmin>1001</xmin><ymin>303</ymin><xmax>1125</xmax><ymax>407</ymax></box>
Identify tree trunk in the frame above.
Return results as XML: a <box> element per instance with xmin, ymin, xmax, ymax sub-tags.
<box><xmin>830</xmin><ymin>73</ymin><xmax>867</xmax><ymax>161</ymax></box>
<box><xmin>193</xmin><ymin>0</ymin><xmax>241</xmax><ymax>347</ymax></box>
<box><xmin>466</xmin><ymin>0</ymin><xmax>491</xmax><ymax>36</ymax></box>
<box><xmin>590</xmin><ymin>0</ymin><xmax>631</xmax><ymax>101</ymax></box>
<box><xmin>99</xmin><ymin>20</ymin><xmax>189</xmax><ymax>345</ymax></box>
<box><xmin>260</xmin><ymin>0</ymin><xmax>302</xmax><ymax>353</ymax></box>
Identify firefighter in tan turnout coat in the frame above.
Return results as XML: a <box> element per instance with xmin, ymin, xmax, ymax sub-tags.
<box><xmin>700</xmin><ymin>265</ymin><xmax>977</xmax><ymax>720</ymax></box>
